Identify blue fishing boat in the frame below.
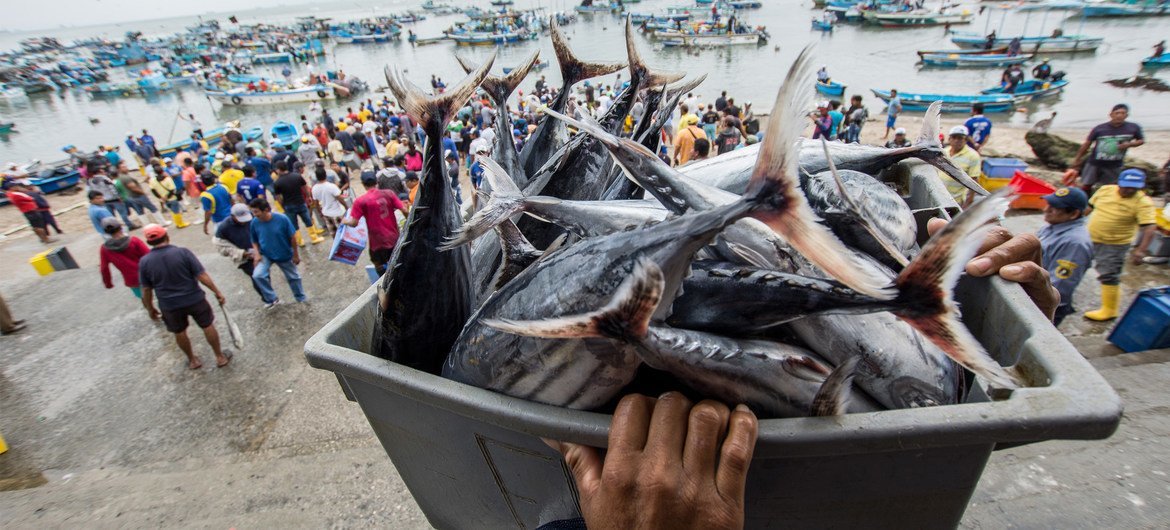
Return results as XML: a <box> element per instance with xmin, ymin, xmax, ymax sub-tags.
<box><xmin>950</xmin><ymin>32</ymin><xmax>1103</xmax><ymax>53</ymax></box>
<box><xmin>157</xmin><ymin>124</ymin><xmax>236</xmax><ymax>158</ymax></box>
<box><xmin>252</xmin><ymin>52</ymin><xmax>293</xmax><ymax>64</ymax></box>
<box><xmin>1142</xmin><ymin>54</ymin><xmax>1170</xmax><ymax>67</ymax></box>
<box><xmin>270</xmin><ymin>121</ymin><xmax>300</xmax><ymax>148</ymax></box>
<box><xmin>981</xmin><ymin>79</ymin><xmax>1069</xmax><ymax>101</ymax></box>
<box><xmin>815</xmin><ymin>81</ymin><xmax>846</xmax><ymax>96</ymax></box>
<box><xmin>812</xmin><ymin>18</ymin><xmax>835</xmax><ymax>31</ymax></box>
<box><xmin>447</xmin><ymin>31</ymin><xmax>525</xmax><ymax>45</ymax></box>
<box><xmin>729</xmin><ymin>0</ymin><xmax>762</xmax><ymax>7</ymax></box>
<box><xmin>920</xmin><ymin>53</ymin><xmax>1032</xmax><ymax>67</ymax></box>
<box><xmin>30</xmin><ymin>166</ymin><xmax>82</xmax><ymax>194</ymax></box>
<box><xmin>1079</xmin><ymin>2</ymin><xmax>1170</xmax><ymax>17</ymax></box>
<box><xmin>870</xmin><ymin>89</ymin><xmax>1016</xmax><ymax>113</ymax></box>
<box><xmin>0</xmin><ymin>123</ymin><xmax>13</xmax><ymax>134</ymax></box>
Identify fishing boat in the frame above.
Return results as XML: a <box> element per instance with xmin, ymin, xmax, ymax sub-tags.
<box><xmin>503</xmin><ymin>60</ymin><xmax>550</xmax><ymax>74</ymax></box>
<box><xmin>920</xmin><ymin>52</ymin><xmax>1033</xmax><ymax>67</ymax></box>
<box><xmin>447</xmin><ymin>31</ymin><xmax>525</xmax><ymax>45</ymax></box>
<box><xmin>815</xmin><ymin>80</ymin><xmax>847</xmax><ymax>96</ymax></box>
<box><xmin>490</xmin><ymin>0</ymin><xmax>514</xmax><ymax>5</ymax></box>
<box><xmin>980</xmin><ymin>78</ymin><xmax>1069</xmax><ymax>100</ymax></box>
<box><xmin>85</xmin><ymin>82</ymin><xmax>142</xmax><ymax>98</ymax></box>
<box><xmin>0</xmin><ymin>84</ymin><xmax>26</xmax><ymax>100</ymax></box>
<box><xmin>657</xmin><ymin>31</ymin><xmax>764</xmax><ymax>47</ymax></box>
<box><xmin>812</xmin><ymin>18</ymin><xmax>836</xmax><ymax>31</ymax></box>
<box><xmin>1079</xmin><ymin>2</ymin><xmax>1170</xmax><ymax>17</ymax></box>
<box><xmin>270</xmin><ymin>121</ymin><xmax>300</xmax><ymax>148</ymax></box>
<box><xmin>862</xmin><ymin>9</ymin><xmax>974</xmax><ymax>27</ymax></box>
<box><xmin>575</xmin><ymin>4</ymin><xmax>614</xmax><ymax>13</ymax></box>
<box><xmin>412</xmin><ymin>35</ymin><xmax>450</xmax><ymax>45</ymax></box>
<box><xmin>870</xmin><ymin>88</ymin><xmax>1016</xmax><ymax>113</ymax></box>
<box><xmin>1141</xmin><ymin>54</ymin><xmax>1170</xmax><ymax>67</ymax></box>
<box><xmin>136</xmin><ymin>73</ymin><xmax>173</xmax><ymax>93</ymax></box>
<box><xmin>950</xmin><ymin>32</ymin><xmax>1103</xmax><ymax>53</ymax></box>
<box><xmin>0</xmin><ymin>122</ymin><xmax>14</xmax><ymax>134</ymax></box>
<box><xmin>252</xmin><ymin>52</ymin><xmax>293</xmax><ymax>64</ymax></box>
<box><xmin>205</xmin><ymin>84</ymin><xmax>335</xmax><ymax>106</ymax></box>
<box><xmin>729</xmin><ymin>0</ymin><xmax>763</xmax><ymax>8</ymax></box>
<box><xmin>28</xmin><ymin>165</ymin><xmax>82</xmax><ymax>194</ymax></box>
<box><xmin>156</xmin><ymin>122</ymin><xmax>253</xmax><ymax>158</ymax></box>
<box><xmin>333</xmin><ymin>31</ymin><xmax>392</xmax><ymax>44</ymax></box>
<box><xmin>916</xmin><ymin>46</ymin><xmax>1007</xmax><ymax>58</ymax></box>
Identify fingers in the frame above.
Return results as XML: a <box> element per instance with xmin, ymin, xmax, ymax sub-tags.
<box><xmin>967</xmin><ymin>232</ymin><xmax>1041</xmax><ymax>277</ymax></box>
<box><xmin>682</xmin><ymin>400</ymin><xmax>730</xmax><ymax>478</ymax></box>
<box><xmin>926</xmin><ymin>217</ymin><xmax>948</xmax><ymax>237</ymax></box>
<box><xmin>545</xmin><ymin>439</ymin><xmax>603</xmax><ymax>501</ymax></box>
<box><xmin>999</xmin><ymin>262</ymin><xmax>1060</xmax><ymax>319</ymax></box>
<box><xmin>643</xmin><ymin>392</ymin><xmax>693</xmax><ymax>464</ymax></box>
<box><xmin>608</xmin><ymin>394</ymin><xmax>656</xmax><ymax>458</ymax></box>
<box><xmin>715</xmin><ymin>404</ymin><xmax>758</xmax><ymax>503</ymax></box>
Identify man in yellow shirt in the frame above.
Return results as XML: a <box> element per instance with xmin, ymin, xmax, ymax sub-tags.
<box><xmin>1083</xmin><ymin>168</ymin><xmax>1158</xmax><ymax>321</ymax></box>
<box><xmin>673</xmin><ymin>115</ymin><xmax>706</xmax><ymax>167</ymax></box>
<box><xmin>217</xmin><ymin>157</ymin><xmax>245</xmax><ymax>195</ymax></box>
<box><xmin>941</xmin><ymin>125</ymin><xmax>981</xmax><ymax>207</ymax></box>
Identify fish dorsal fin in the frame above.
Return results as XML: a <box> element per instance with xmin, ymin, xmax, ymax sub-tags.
<box><xmin>915</xmin><ymin>101</ymin><xmax>942</xmax><ymax>147</ymax></box>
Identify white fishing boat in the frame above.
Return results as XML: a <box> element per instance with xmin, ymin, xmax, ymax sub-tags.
<box><xmin>656</xmin><ymin>31</ymin><xmax>762</xmax><ymax>47</ymax></box>
<box><xmin>862</xmin><ymin>9</ymin><xmax>974</xmax><ymax>26</ymax></box>
<box><xmin>206</xmin><ymin>84</ymin><xmax>335</xmax><ymax>106</ymax></box>
<box><xmin>950</xmin><ymin>32</ymin><xmax>1103</xmax><ymax>52</ymax></box>
<box><xmin>0</xmin><ymin>83</ymin><xmax>27</xmax><ymax>100</ymax></box>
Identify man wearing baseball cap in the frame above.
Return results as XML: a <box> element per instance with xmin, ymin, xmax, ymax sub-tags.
<box><xmin>1083</xmin><ymin>168</ymin><xmax>1158</xmax><ymax>321</ymax></box>
<box><xmin>941</xmin><ymin>125</ymin><xmax>981</xmax><ymax>207</ymax></box>
<box><xmin>213</xmin><ymin>203</ymin><xmax>266</xmax><ymax>302</ymax></box>
<box><xmin>1038</xmin><ymin>186</ymin><xmax>1093</xmax><ymax>325</ymax></box>
<box><xmin>137</xmin><ymin>224</ymin><xmax>232</xmax><ymax>369</ymax></box>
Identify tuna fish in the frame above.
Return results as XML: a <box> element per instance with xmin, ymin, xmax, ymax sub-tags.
<box><xmin>455</xmin><ymin>50</ymin><xmax>541</xmax><ymax>189</ymax></box>
<box><xmin>372</xmin><ymin>53</ymin><xmax>494</xmax><ymax>374</ymax></box>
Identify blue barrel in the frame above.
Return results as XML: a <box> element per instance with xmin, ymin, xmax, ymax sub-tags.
<box><xmin>1109</xmin><ymin>286</ymin><xmax>1170</xmax><ymax>353</ymax></box>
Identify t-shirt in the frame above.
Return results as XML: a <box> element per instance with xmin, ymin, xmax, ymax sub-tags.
<box><xmin>249</xmin><ymin>213</ymin><xmax>296</xmax><ymax>262</ymax></box>
<box><xmin>274</xmin><ymin>173</ymin><xmax>308</xmax><ymax>207</ymax></box>
<box><xmin>403</xmin><ymin>151</ymin><xmax>423</xmax><ymax>172</ymax></box>
<box><xmin>218</xmin><ymin>168</ymin><xmax>244</xmax><ymax>194</ymax></box>
<box><xmin>7</xmin><ymin>191</ymin><xmax>37</xmax><ymax>213</ymax></box>
<box><xmin>941</xmin><ymin>145</ymin><xmax>981</xmax><ymax>203</ymax></box>
<box><xmin>200</xmin><ymin>184</ymin><xmax>233</xmax><ymax>223</ymax></box>
<box><xmin>964</xmin><ymin>115</ymin><xmax>993</xmax><ymax>147</ymax></box>
<box><xmin>1087</xmin><ymin>185</ymin><xmax>1157</xmax><ymax>245</ymax></box>
<box><xmin>673</xmin><ymin>125</ymin><xmax>707</xmax><ymax>166</ymax></box>
<box><xmin>887</xmin><ymin>96</ymin><xmax>902</xmax><ymax>117</ymax></box>
<box><xmin>215</xmin><ymin>218</ymin><xmax>252</xmax><ymax>252</ymax></box>
<box><xmin>716</xmin><ymin>129</ymin><xmax>741</xmax><ymax>155</ymax></box>
<box><xmin>247</xmin><ymin>156</ymin><xmax>273</xmax><ymax>186</ymax></box>
<box><xmin>237</xmin><ymin>177</ymin><xmax>266</xmax><ymax>204</ymax></box>
<box><xmin>138</xmin><ymin>244</ymin><xmax>206</xmax><ymax>310</ymax></box>
<box><xmin>828</xmin><ymin>110</ymin><xmax>844</xmax><ymax>138</ymax></box>
<box><xmin>89</xmin><ymin>204</ymin><xmax>113</xmax><ymax>235</ymax></box>
<box><xmin>1087</xmin><ymin>121</ymin><xmax>1144</xmax><ymax>167</ymax></box>
<box><xmin>351</xmin><ymin>189</ymin><xmax>406</xmax><ymax>250</ymax></box>
<box><xmin>1037</xmin><ymin>217</ymin><xmax>1093</xmax><ymax>309</ymax></box>
<box><xmin>312</xmin><ymin>181</ymin><xmax>346</xmax><ymax>217</ymax></box>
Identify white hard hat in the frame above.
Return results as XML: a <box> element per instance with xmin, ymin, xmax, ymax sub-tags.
<box><xmin>949</xmin><ymin>125</ymin><xmax>969</xmax><ymax>136</ymax></box>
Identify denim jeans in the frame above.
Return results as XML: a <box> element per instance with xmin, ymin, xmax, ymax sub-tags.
<box><xmin>252</xmin><ymin>257</ymin><xmax>306</xmax><ymax>303</ymax></box>
<box><xmin>106</xmin><ymin>200</ymin><xmax>134</xmax><ymax>225</ymax></box>
<box><xmin>125</xmin><ymin>195</ymin><xmax>158</xmax><ymax>214</ymax></box>
<box><xmin>284</xmin><ymin>203</ymin><xmax>312</xmax><ymax>230</ymax></box>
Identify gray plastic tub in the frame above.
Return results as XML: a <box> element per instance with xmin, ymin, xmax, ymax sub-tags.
<box><xmin>304</xmin><ymin>162</ymin><xmax>1122</xmax><ymax>529</ymax></box>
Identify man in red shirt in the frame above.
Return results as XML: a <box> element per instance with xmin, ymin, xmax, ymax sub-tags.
<box><xmin>3</xmin><ymin>182</ymin><xmax>55</xmax><ymax>244</ymax></box>
<box><xmin>345</xmin><ymin>172</ymin><xmax>408</xmax><ymax>275</ymax></box>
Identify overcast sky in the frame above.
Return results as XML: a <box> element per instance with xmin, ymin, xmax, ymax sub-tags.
<box><xmin>10</xmin><ymin>0</ymin><xmax>309</xmax><ymax>31</ymax></box>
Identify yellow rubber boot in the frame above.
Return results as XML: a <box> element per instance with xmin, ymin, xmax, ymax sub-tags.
<box><xmin>310</xmin><ymin>228</ymin><xmax>325</xmax><ymax>245</ymax></box>
<box><xmin>172</xmin><ymin>212</ymin><xmax>190</xmax><ymax>229</ymax></box>
<box><xmin>295</xmin><ymin>230</ymin><xmax>305</xmax><ymax>247</ymax></box>
<box><xmin>1084</xmin><ymin>284</ymin><xmax>1120</xmax><ymax>321</ymax></box>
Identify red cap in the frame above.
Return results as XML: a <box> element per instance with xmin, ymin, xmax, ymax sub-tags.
<box><xmin>143</xmin><ymin>224</ymin><xmax>168</xmax><ymax>242</ymax></box>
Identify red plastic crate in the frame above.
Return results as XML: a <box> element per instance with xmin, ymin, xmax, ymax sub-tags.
<box><xmin>1008</xmin><ymin>170</ymin><xmax>1056</xmax><ymax>210</ymax></box>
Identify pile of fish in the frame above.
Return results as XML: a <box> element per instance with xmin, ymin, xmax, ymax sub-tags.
<box><xmin>372</xmin><ymin>17</ymin><xmax>1021</xmax><ymax>419</ymax></box>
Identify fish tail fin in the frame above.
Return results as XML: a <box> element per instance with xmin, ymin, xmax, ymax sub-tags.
<box><xmin>483</xmin><ymin>257</ymin><xmax>664</xmax><ymax>341</ymax></box>
<box><xmin>491</xmin><ymin>219</ymin><xmax>542</xmax><ymax>290</ymax></box>
<box><xmin>439</xmin><ymin>157</ymin><xmax>524</xmax><ymax>250</ymax></box>
<box><xmin>624</xmin><ymin>18</ymin><xmax>684</xmax><ymax>87</ymax></box>
<box><xmin>915</xmin><ymin>101</ymin><xmax>943</xmax><ymax>147</ymax></box>
<box><xmin>914</xmin><ymin>101</ymin><xmax>989</xmax><ymax>197</ymax></box>
<box><xmin>552</xmin><ymin>17</ymin><xmax>626</xmax><ymax>88</ymax></box>
<box><xmin>893</xmin><ymin>189</ymin><xmax>1021</xmax><ymax>389</ymax></box>
<box><xmin>460</xmin><ymin>50</ymin><xmax>539</xmax><ymax>106</ymax></box>
<box><xmin>384</xmin><ymin>49</ymin><xmax>496</xmax><ymax>129</ymax></box>
<box><xmin>744</xmin><ymin>46</ymin><xmax>894</xmax><ymax>300</ymax></box>
<box><xmin>810</xmin><ymin>356</ymin><xmax>859</xmax><ymax>417</ymax></box>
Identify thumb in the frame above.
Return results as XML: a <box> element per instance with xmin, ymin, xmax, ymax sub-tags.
<box><xmin>544</xmin><ymin>438</ymin><xmax>603</xmax><ymax>501</ymax></box>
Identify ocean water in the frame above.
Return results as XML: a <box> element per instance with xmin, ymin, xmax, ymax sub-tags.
<box><xmin>1</xmin><ymin>0</ymin><xmax>1167</xmax><ymax>164</ymax></box>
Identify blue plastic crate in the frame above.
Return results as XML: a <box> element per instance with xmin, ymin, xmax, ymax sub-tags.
<box><xmin>981</xmin><ymin>158</ymin><xmax>1029</xmax><ymax>180</ymax></box>
<box><xmin>1109</xmin><ymin>286</ymin><xmax>1170</xmax><ymax>353</ymax></box>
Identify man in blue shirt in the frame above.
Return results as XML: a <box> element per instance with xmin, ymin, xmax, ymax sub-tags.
<box><xmin>964</xmin><ymin>103</ymin><xmax>993</xmax><ymax>152</ymax></box>
<box><xmin>245</xmin><ymin>147</ymin><xmax>273</xmax><ymax>189</ymax></box>
<box><xmin>236</xmin><ymin>166</ymin><xmax>267</xmax><ymax>205</ymax></box>
<box><xmin>1037</xmin><ymin>186</ymin><xmax>1093</xmax><ymax>325</ymax></box>
<box><xmin>883</xmin><ymin>89</ymin><xmax>902</xmax><ymax>140</ymax></box>
<box><xmin>200</xmin><ymin>173</ymin><xmax>233</xmax><ymax>235</ymax></box>
<box><xmin>248</xmin><ymin>198</ymin><xmax>306</xmax><ymax>307</ymax></box>
<box><xmin>87</xmin><ymin>190</ymin><xmax>115</xmax><ymax>239</ymax></box>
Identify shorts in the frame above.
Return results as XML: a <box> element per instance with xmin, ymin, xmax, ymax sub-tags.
<box><xmin>161</xmin><ymin>298</ymin><xmax>214</xmax><ymax>333</ymax></box>
<box><xmin>886</xmin><ymin>115</ymin><xmax>897</xmax><ymax>129</ymax></box>
<box><xmin>1092</xmin><ymin>242</ymin><xmax>1129</xmax><ymax>285</ymax></box>
<box><xmin>1081</xmin><ymin>163</ymin><xmax>1122</xmax><ymax>188</ymax></box>
<box><xmin>370</xmin><ymin>247</ymin><xmax>394</xmax><ymax>273</ymax></box>
<box><xmin>24</xmin><ymin>211</ymin><xmax>46</xmax><ymax>229</ymax></box>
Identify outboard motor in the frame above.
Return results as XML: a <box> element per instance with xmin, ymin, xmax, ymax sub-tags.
<box><xmin>1051</xmin><ymin>71</ymin><xmax>1067</xmax><ymax>82</ymax></box>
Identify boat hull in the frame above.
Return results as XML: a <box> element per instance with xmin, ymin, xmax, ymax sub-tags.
<box><xmin>657</xmin><ymin>32</ymin><xmax>762</xmax><ymax>47</ymax></box>
<box><xmin>815</xmin><ymin>81</ymin><xmax>846</xmax><ymax>96</ymax></box>
<box><xmin>207</xmin><ymin>86</ymin><xmax>334</xmax><ymax>106</ymax></box>
<box><xmin>981</xmin><ymin>79</ymin><xmax>1069</xmax><ymax>101</ymax></box>
<box><xmin>870</xmin><ymin>89</ymin><xmax>1015</xmax><ymax>113</ymax></box>
<box><xmin>951</xmin><ymin>33</ymin><xmax>1103</xmax><ymax>53</ymax></box>
<box><xmin>863</xmin><ymin>11</ymin><xmax>973</xmax><ymax>26</ymax></box>
<box><xmin>921</xmin><ymin>53</ymin><xmax>1032</xmax><ymax>67</ymax></box>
